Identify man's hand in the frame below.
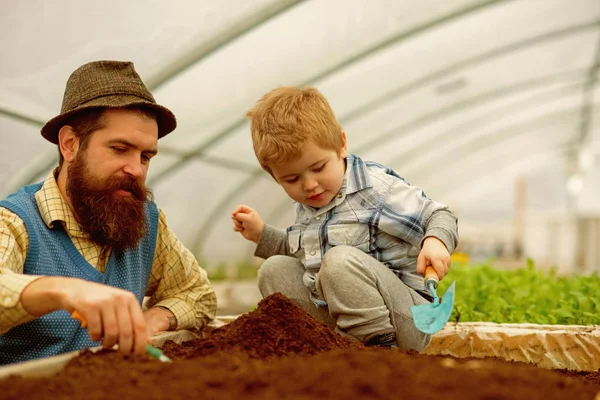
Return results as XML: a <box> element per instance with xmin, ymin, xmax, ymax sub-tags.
<box><xmin>416</xmin><ymin>237</ymin><xmax>451</xmax><ymax>280</ymax></box>
<box><xmin>21</xmin><ymin>277</ymin><xmax>148</xmax><ymax>355</ymax></box>
<box><xmin>143</xmin><ymin>306</ymin><xmax>176</xmax><ymax>336</ymax></box>
<box><xmin>231</xmin><ymin>205</ymin><xmax>264</xmax><ymax>243</ymax></box>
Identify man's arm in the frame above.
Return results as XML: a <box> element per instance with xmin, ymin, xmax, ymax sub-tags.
<box><xmin>0</xmin><ymin>207</ymin><xmax>148</xmax><ymax>354</ymax></box>
<box><xmin>144</xmin><ymin>208</ymin><xmax>217</xmax><ymax>332</ymax></box>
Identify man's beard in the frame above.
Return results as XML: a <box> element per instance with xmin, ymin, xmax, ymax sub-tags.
<box><xmin>66</xmin><ymin>154</ymin><xmax>153</xmax><ymax>253</ymax></box>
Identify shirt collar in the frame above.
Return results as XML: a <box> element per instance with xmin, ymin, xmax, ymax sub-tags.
<box><xmin>343</xmin><ymin>154</ymin><xmax>372</xmax><ymax>195</ymax></box>
<box><xmin>34</xmin><ymin>170</ymin><xmax>86</xmax><ymax>237</ymax></box>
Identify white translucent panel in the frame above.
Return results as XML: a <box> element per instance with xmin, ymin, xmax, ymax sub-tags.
<box><xmin>199</xmin><ymin>172</ymin><xmax>294</xmax><ymax>265</ymax></box>
<box><xmin>419</xmin><ymin>125</ymin><xmax>598</xmax><ymax>228</ymax></box>
<box><xmin>346</xmin><ymin>68</ymin><xmax>589</xmax><ymax>155</ymax></box>
<box><xmin>524</xmin><ymin>160</ymin><xmax>571</xmax><ymax>212</ymax></box>
<box><xmin>367</xmin><ymin>84</ymin><xmax>600</xmax><ymax>172</ymax></box>
<box><xmin>156</xmin><ymin>0</ymin><xmax>485</xmax><ymax>151</ymax></box>
<box><xmin>578</xmin><ymin>164</ymin><xmax>600</xmax><ymax>212</ymax></box>
<box><xmin>0</xmin><ymin>116</ymin><xmax>55</xmax><ymax>196</ymax></box>
<box><xmin>445</xmin><ymin>150</ymin><xmax>568</xmax><ymax>237</ymax></box>
<box><xmin>151</xmin><ymin>158</ymin><xmax>253</xmax><ymax>258</ymax></box>
<box><xmin>204</xmin><ymin>121</ymin><xmax>257</xmax><ymax>165</ymax></box>
<box><xmin>319</xmin><ymin>0</ymin><xmax>600</xmax><ymax>123</ymax></box>
<box><xmin>421</xmin><ymin>118</ymin><xmax>575</xmax><ymax>198</ymax></box>
<box><xmin>0</xmin><ymin>0</ymin><xmax>281</xmax><ymax>118</ymax></box>
<box><xmin>146</xmin><ymin>152</ymin><xmax>184</xmax><ymax>185</ymax></box>
<box><xmin>588</xmin><ymin>84</ymin><xmax>600</xmax><ymax>145</ymax></box>
<box><xmin>346</xmin><ymin>30</ymin><xmax>596</xmax><ymax>157</ymax></box>
<box><xmin>402</xmin><ymin>115</ymin><xmax>581</xmax><ymax>200</ymax></box>
<box><xmin>457</xmin><ymin>156</ymin><xmax>567</xmax><ymax>235</ymax></box>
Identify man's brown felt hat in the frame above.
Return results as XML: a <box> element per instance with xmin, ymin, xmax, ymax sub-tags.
<box><xmin>41</xmin><ymin>60</ymin><xmax>176</xmax><ymax>144</ymax></box>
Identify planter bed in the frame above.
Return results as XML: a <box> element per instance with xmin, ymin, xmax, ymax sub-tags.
<box><xmin>0</xmin><ymin>293</ymin><xmax>598</xmax><ymax>399</ymax></box>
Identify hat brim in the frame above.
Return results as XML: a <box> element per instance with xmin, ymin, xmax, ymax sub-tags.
<box><xmin>41</xmin><ymin>94</ymin><xmax>177</xmax><ymax>144</ymax></box>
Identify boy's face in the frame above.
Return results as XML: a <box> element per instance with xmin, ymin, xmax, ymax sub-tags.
<box><xmin>270</xmin><ymin>137</ymin><xmax>347</xmax><ymax>208</ymax></box>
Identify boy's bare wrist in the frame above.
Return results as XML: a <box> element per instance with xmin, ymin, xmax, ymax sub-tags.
<box><xmin>423</xmin><ymin>235</ymin><xmax>447</xmax><ymax>249</ymax></box>
<box><xmin>254</xmin><ymin>224</ymin><xmax>265</xmax><ymax>244</ymax></box>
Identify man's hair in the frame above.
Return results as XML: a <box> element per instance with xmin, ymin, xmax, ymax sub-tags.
<box><xmin>246</xmin><ymin>86</ymin><xmax>343</xmax><ymax>175</ymax></box>
<box><xmin>56</xmin><ymin>106</ymin><xmax>157</xmax><ymax>170</ymax></box>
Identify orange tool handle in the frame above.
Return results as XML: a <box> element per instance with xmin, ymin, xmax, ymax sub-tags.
<box><xmin>424</xmin><ymin>266</ymin><xmax>439</xmax><ymax>290</ymax></box>
<box><xmin>71</xmin><ymin>310</ymin><xmax>87</xmax><ymax>328</ymax></box>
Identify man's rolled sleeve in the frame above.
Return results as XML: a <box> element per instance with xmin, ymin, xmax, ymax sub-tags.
<box><xmin>0</xmin><ymin>272</ymin><xmax>43</xmax><ymax>334</ymax></box>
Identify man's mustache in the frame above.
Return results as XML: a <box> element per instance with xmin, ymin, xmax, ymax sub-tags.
<box><xmin>106</xmin><ymin>176</ymin><xmax>146</xmax><ymax>202</ymax></box>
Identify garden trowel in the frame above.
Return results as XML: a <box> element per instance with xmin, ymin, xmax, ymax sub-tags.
<box><xmin>410</xmin><ymin>266</ymin><xmax>456</xmax><ymax>334</ymax></box>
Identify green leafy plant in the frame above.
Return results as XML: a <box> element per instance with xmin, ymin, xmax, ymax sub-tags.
<box><xmin>206</xmin><ymin>261</ymin><xmax>259</xmax><ymax>281</ymax></box>
<box><xmin>437</xmin><ymin>260</ymin><xmax>600</xmax><ymax>325</ymax></box>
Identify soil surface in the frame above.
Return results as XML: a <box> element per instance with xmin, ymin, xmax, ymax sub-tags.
<box><xmin>0</xmin><ymin>293</ymin><xmax>598</xmax><ymax>400</ymax></box>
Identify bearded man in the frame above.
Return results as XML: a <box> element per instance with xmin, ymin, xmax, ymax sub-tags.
<box><xmin>0</xmin><ymin>61</ymin><xmax>217</xmax><ymax>365</ymax></box>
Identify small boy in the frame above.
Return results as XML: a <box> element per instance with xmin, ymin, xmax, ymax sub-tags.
<box><xmin>232</xmin><ymin>86</ymin><xmax>458</xmax><ymax>351</ymax></box>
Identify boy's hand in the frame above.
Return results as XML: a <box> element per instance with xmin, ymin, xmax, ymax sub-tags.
<box><xmin>231</xmin><ymin>205</ymin><xmax>264</xmax><ymax>244</ymax></box>
<box><xmin>416</xmin><ymin>237</ymin><xmax>451</xmax><ymax>280</ymax></box>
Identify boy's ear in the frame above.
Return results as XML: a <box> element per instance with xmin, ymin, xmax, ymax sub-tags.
<box><xmin>340</xmin><ymin>130</ymin><xmax>348</xmax><ymax>158</ymax></box>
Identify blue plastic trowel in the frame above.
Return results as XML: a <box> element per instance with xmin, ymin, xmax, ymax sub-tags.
<box><xmin>410</xmin><ymin>266</ymin><xmax>456</xmax><ymax>334</ymax></box>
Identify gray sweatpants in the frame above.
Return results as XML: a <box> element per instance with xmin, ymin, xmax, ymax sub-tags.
<box><xmin>257</xmin><ymin>245</ymin><xmax>431</xmax><ymax>351</ymax></box>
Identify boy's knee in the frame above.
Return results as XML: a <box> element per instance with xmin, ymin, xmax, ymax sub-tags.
<box><xmin>257</xmin><ymin>255</ymin><xmax>288</xmax><ymax>284</ymax></box>
<box><xmin>321</xmin><ymin>245</ymin><xmax>356</xmax><ymax>280</ymax></box>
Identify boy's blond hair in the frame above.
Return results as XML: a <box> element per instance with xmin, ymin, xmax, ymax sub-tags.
<box><xmin>246</xmin><ymin>86</ymin><xmax>343</xmax><ymax>175</ymax></box>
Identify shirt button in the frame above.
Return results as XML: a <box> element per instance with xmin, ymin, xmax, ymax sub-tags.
<box><xmin>2</xmin><ymin>297</ymin><xmax>13</xmax><ymax>307</ymax></box>
<box><xmin>337</xmin><ymin>193</ymin><xmax>343</xmax><ymax>199</ymax></box>
<box><xmin>315</xmin><ymin>216</ymin><xmax>321</xmax><ymax>221</ymax></box>
<box><xmin>310</xmin><ymin>250</ymin><xmax>316</xmax><ymax>256</ymax></box>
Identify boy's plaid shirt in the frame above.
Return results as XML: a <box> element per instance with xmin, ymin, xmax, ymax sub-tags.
<box><xmin>286</xmin><ymin>154</ymin><xmax>458</xmax><ymax>299</ymax></box>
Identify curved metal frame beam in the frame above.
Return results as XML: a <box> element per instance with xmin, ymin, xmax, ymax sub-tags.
<box><xmin>0</xmin><ymin>108</ymin><xmax>45</xmax><ymax>126</ymax></box>
<box><xmin>573</xmin><ymin>31</ymin><xmax>600</xmax><ymax>153</ymax></box>
<box><xmin>148</xmin><ymin>0</ymin><xmax>510</xmax><ymax>186</ymax></box>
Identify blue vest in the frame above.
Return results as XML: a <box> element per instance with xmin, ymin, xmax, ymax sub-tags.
<box><xmin>0</xmin><ymin>183</ymin><xmax>158</xmax><ymax>365</ymax></box>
